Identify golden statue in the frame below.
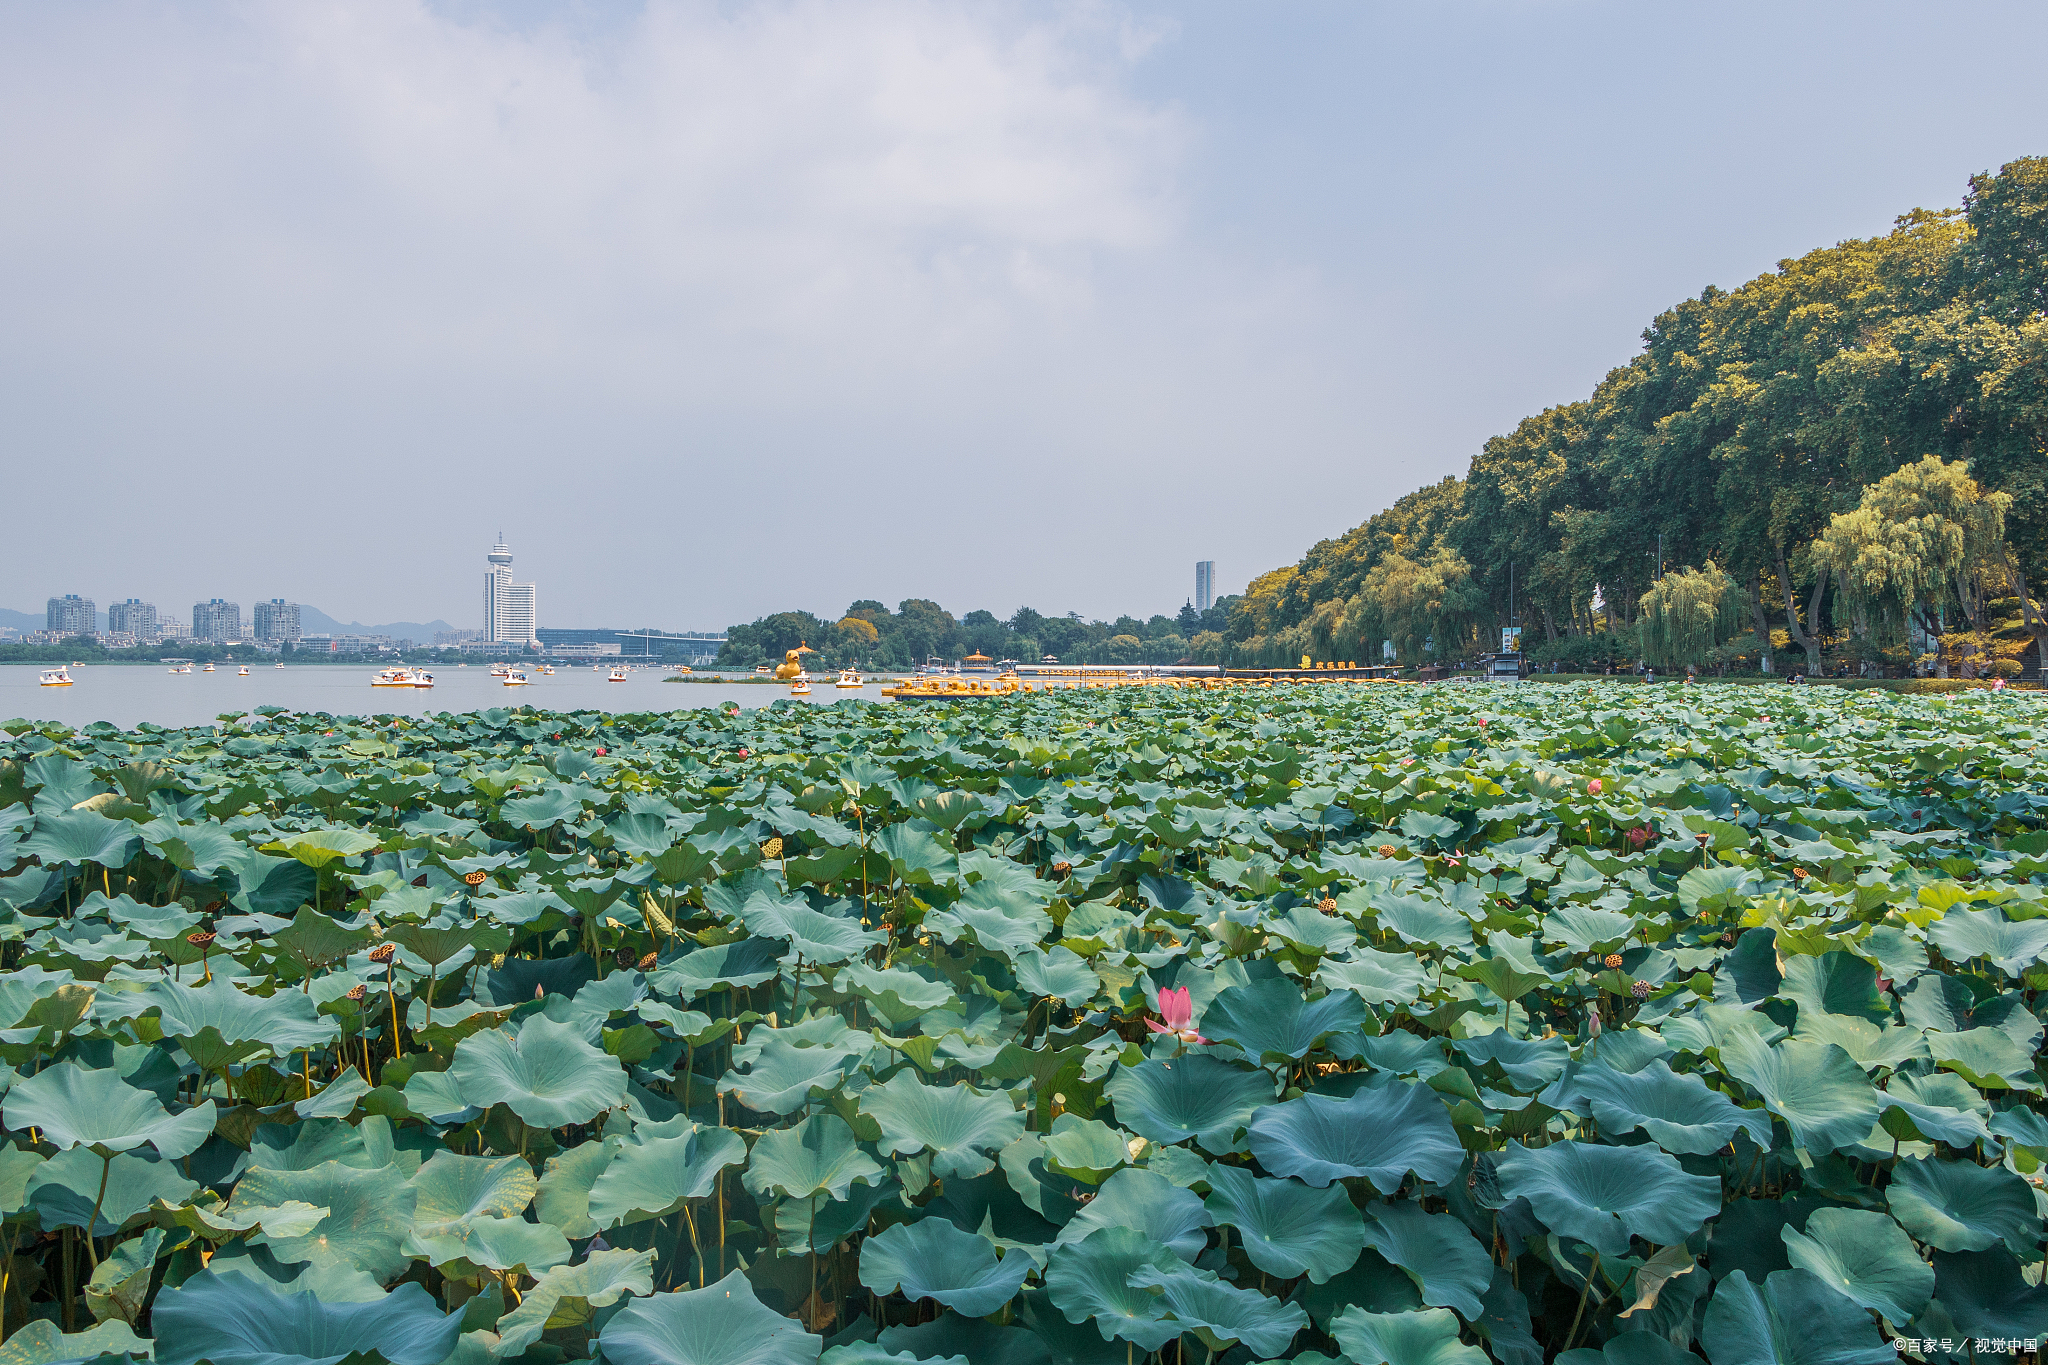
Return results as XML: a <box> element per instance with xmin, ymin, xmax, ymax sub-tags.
<box><xmin>773</xmin><ymin>642</ymin><xmax>816</xmax><ymax>680</ymax></box>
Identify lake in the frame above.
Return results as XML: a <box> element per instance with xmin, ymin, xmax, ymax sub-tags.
<box><xmin>0</xmin><ymin>664</ymin><xmax>896</xmax><ymax>729</ymax></box>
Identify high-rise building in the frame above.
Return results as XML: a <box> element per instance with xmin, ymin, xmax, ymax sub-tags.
<box><xmin>482</xmin><ymin>537</ymin><xmax>538</xmax><ymax>646</ymax></box>
<box><xmin>193</xmin><ymin>599</ymin><xmax>242</xmax><ymax>643</ymax></box>
<box><xmin>158</xmin><ymin>618</ymin><xmax>191</xmax><ymax>640</ymax></box>
<box><xmin>1195</xmin><ymin>561</ymin><xmax>1216</xmax><ymax>614</ymax></box>
<box><xmin>47</xmin><ymin>595</ymin><xmax>96</xmax><ymax>637</ymax></box>
<box><xmin>108</xmin><ymin>599</ymin><xmax>158</xmax><ymax>640</ymax></box>
<box><xmin>253</xmin><ymin>599</ymin><xmax>301</xmax><ymax>645</ymax></box>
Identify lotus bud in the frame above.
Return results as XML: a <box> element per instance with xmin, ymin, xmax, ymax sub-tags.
<box><xmin>1587</xmin><ymin>779</ymin><xmax>1602</xmax><ymax>795</ymax></box>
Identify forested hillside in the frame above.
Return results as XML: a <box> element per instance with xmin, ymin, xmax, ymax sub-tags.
<box><xmin>1227</xmin><ymin>157</ymin><xmax>2048</xmax><ymax>675</ymax></box>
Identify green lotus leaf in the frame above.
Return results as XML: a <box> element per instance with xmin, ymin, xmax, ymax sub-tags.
<box><xmin>1926</xmin><ymin>1247</ymin><xmax>2048</xmax><ymax>1342</ymax></box>
<box><xmin>449</xmin><ymin>1013</ymin><xmax>627</xmax><ymax>1128</ymax></box>
<box><xmin>1199</xmin><ymin>978</ymin><xmax>1369</xmax><ymax>1062</ymax></box>
<box><xmin>1927</xmin><ymin>907</ymin><xmax>2048</xmax><ymax>976</ymax></box>
<box><xmin>1246</xmin><ymin>1081</ymin><xmax>1462</xmax><ymax>1191</ymax></box>
<box><xmin>1200</xmin><ymin>1162</ymin><xmax>1361</xmax><ymax>1283</ymax></box>
<box><xmin>495</xmin><ymin>1247</ymin><xmax>657</xmax><ymax>1357</ymax></box>
<box><xmin>144</xmin><ymin>977</ymin><xmax>340</xmax><ymax>1063</ymax></box>
<box><xmin>1568</xmin><ymin>1059</ymin><xmax>1773</xmax><ymax>1155</ymax></box>
<box><xmin>499</xmin><ymin>788</ymin><xmax>587</xmax><ymax>831</ymax></box>
<box><xmin>1011</xmin><ymin>947</ymin><xmax>1100</xmax><ymax>1005</ymax></box>
<box><xmin>1877</xmin><ymin>1071</ymin><xmax>1991</xmax><ymax>1147</ymax></box>
<box><xmin>1449</xmin><ymin>1033</ymin><xmax>1569</xmax><ymax>1091</ymax></box>
<box><xmin>29</xmin><ymin>1147</ymin><xmax>197</xmax><ymax>1235</ymax></box>
<box><xmin>401</xmin><ymin>1150</ymin><xmax>537</xmax><ymax>1260</ymax></box>
<box><xmin>744</xmin><ymin>1113</ymin><xmax>885</xmax><ymax>1202</ymax></box>
<box><xmin>608</xmin><ymin>812</ymin><xmax>678</xmax><ymax>858</ymax></box>
<box><xmin>1328</xmin><ymin>1306</ymin><xmax>1489</xmax><ymax>1365</ymax></box>
<box><xmin>20</xmin><ymin>811</ymin><xmax>142</xmax><ymax>870</ymax></box>
<box><xmin>860</xmin><ymin>1071</ymin><xmax>1023</xmax><ymax>1180</ymax></box>
<box><xmin>589</xmin><ymin>1126</ymin><xmax>748</xmax><ymax>1227</ymax></box>
<box><xmin>1054</xmin><ymin>1167</ymin><xmax>1210</xmax><ymax>1261</ymax></box>
<box><xmin>833</xmin><ymin>964</ymin><xmax>956</xmax><ymax>1027</ymax></box>
<box><xmin>232</xmin><ymin>1159</ymin><xmax>416</xmax><ymax>1282</ymax></box>
<box><xmin>1495</xmin><ymin>1140</ymin><xmax>1720</xmax><ymax>1257</ymax></box>
<box><xmin>261</xmin><ymin>826</ymin><xmax>381</xmax><ymax>869</ymax></box>
<box><xmin>718</xmin><ymin>1035</ymin><xmax>864</xmax><ymax>1116</ymax></box>
<box><xmin>84</xmin><ymin>1224</ymin><xmax>161</xmax><ymax>1326</ymax></box>
<box><xmin>740</xmin><ymin>895</ymin><xmax>887</xmax><ymax>965</ymax></box>
<box><xmin>1719</xmin><ymin>1037</ymin><xmax>1880</xmax><ymax>1155</ymax></box>
<box><xmin>1372</xmin><ymin>895</ymin><xmax>1475</xmax><ymax>950</ymax></box>
<box><xmin>534</xmin><ymin>1135</ymin><xmax>621</xmax><ymax>1240</ymax></box>
<box><xmin>1556</xmin><ymin>1337</ymin><xmax>1697</xmax><ymax>1365</ymax></box>
<box><xmin>155</xmin><ymin>1196</ymin><xmax>331</xmax><ymax>1241</ymax></box>
<box><xmin>1041</xmin><ymin>1226</ymin><xmax>1186</xmax><ymax>1351</ymax></box>
<box><xmin>1268</xmin><ymin>901</ymin><xmax>1358</xmax><ymax>956</ymax></box>
<box><xmin>773</xmin><ymin>1177</ymin><xmax>900</xmax><ymax>1255</ymax></box>
<box><xmin>820</xmin><ymin>1347</ymin><xmax>966</xmax><ymax>1365</ymax></box>
<box><xmin>858</xmin><ymin>1217</ymin><xmax>1031</xmax><ymax>1316</ymax></box>
<box><xmin>1105</xmin><ymin>1053</ymin><xmax>1273</xmax><ymax>1153</ymax></box>
<box><xmin>1779</xmin><ymin>951</ymin><xmax>1889</xmax><ymax>1023</ymax></box>
<box><xmin>382</xmin><ymin>918</ymin><xmax>514</xmax><ymax>969</ymax></box>
<box><xmin>402</xmin><ymin>1068</ymin><xmax>481</xmax><ymax>1126</ymax></box>
<box><xmin>451</xmin><ymin>1214</ymin><xmax>572</xmax><ymax>1275</ymax></box>
<box><xmin>2</xmin><ymin>1061</ymin><xmax>214</xmax><ymax>1158</ymax></box>
<box><xmin>1925</xmin><ymin>1027</ymin><xmax>2041</xmax><ymax>1091</ymax></box>
<box><xmin>1790</xmin><ymin>1013</ymin><xmax>1929</xmax><ymax>1072</ymax></box>
<box><xmin>151</xmin><ymin>1270</ymin><xmax>462</xmax><ymax>1365</ymax></box>
<box><xmin>1541</xmin><ymin>904</ymin><xmax>1637</xmax><ymax>955</ymax></box>
<box><xmin>1885</xmin><ymin>1155</ymin><xmax>2040</xmax><ymax>1254</ymax></box>
<box><xmin>1124</xmin><ymin>1259</ymin><xmax>1309</xmax><ymax>1356</ymax></box>
<box><xmin>655</xmin><ymin>939</ymin><xmax>784</xmax><ymax>997</ymax></box>
<box><xmin>1358</xmin><ymin>1200</ymin><xmax>1494</xmax><ymax>1317</ymax></box>
<box><xmin>1319</xmin><ymin>949</ymin><xmax>1428</xmax><ymax>1007</ymax></box>
<box><xmin>1699</xmin><ymin>1269</ymin><xmax>1895</xmax><ymax>1365</ymax></box>
<box><xmin>871</xmin><ymin>824</ymin><xmax>958</xmax><ymax>887</ymax></box>
<box><xmin>1041</xmin><ymin>1114</ymin><xmax>1131</xmax><ymax>1184</ymax></box>
<box><xmin>597</xmin><ymin>1268</ymin><xmax>820</xmax><ymax>1365</ymax></box>
<box><xmin>1780</xmin><ymin>1208</ymin><xmax>1932</xmax><ymax>1324</ymax></box>
<box><xmin>0</xmin><ymin>1318</ymin><xmax>148</xmax><ymax>1365</ymax></box>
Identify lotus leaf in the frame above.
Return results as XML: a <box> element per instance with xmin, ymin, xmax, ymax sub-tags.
<box><xmin>449</xmin><ymin>1013</ymin><xmax>627</xmax><ymax>1128</ymax></box>
<box><xmin>1054</xmin><ymin>1167</ymin><xmax>1210</xmax><ymax>1261</ymax></box>
<box><xmin>598</xmin><ymin>1268</ymin><xmax>820</xmax><ymax>1365</ymax></box>
<box><xmin>1041</xmin><ymin>1226</ymin><xmax>1188</xmax><ymax>1351</ymax></box>
<box><xmin>3</xmin><ymin>1062</ymin><xmax>214</xmax><ymax>1158</ymax></box>
<box><xmin>1104</xmin><ymin>1053</ymin><xmax>1272</xmax><ymax>1153</ymax></box>
<box><xmin>1200</xmin><ymin>978</ymin><xmax>1369</xmax><ymax>1062</ymax></box>
<box><xmin>1699</xmin><ymin>1268</ymin><xmax>1896</xmax><ymax>1365</ymax></box>
<box><xmin>744</xmin><ymin>1113</ymin><xmax>885</xmax><ymax>1201</ymax></box>
<box><xmin>861</xmin><ymin>1071</ymin><xmax>1023</xmax><ymax>1180</ymax></box>
<box><xmin>590</xmin><ymin>1126</ymin><xmax>747</xmax><ymax>1226</ymax></box>
<box><xmin>1567</xmin><ymin>1059</ymin><xmax>1774</xmax><ymax>1155</ymax></box>
<box><xmin>495</xmin><ymin>1247</ymin><xmax>657</xmax><ymax>1356</ymax></box>
<box><xmin>1357</xmin><ymin>1199</ymin><xmax>1494</xmax><ymax>1317</ymax></box>
<box><xmin>151</xmin><ymin>1270</ymin><xmax>463</xmax><ymax>1365</ymax></box>
<box><xmin>1926</xmin><ymin>1247</ymin><xmax>2048</xmax><ymax>1341</ymax></box>
<box><xmin>232</xmin><ymin>1159</ymin><xmax>416</xmax><ymax>1281</ymax></box>
<box><xmin>1779</xmin><ymin>1207</ymin><xmax>1933</xmax><ymax>1324</ymax></box>
<box><xmin>1719</xmin><ymin>1036</ymin><xmax>1881</xmax><ymax>1155</ymax></box>
<box><xmin>1124</xmin><ymin>1260</ymin><xmax>1309</xmax><ymax>1356</ymax></box>
<box><xmin>1247</xmin><ymin>1081</ymin><xmax>1463</xmax><ymax>1190</ymax></box>
<box><xmin>859</xmin><ymin>1217</ymin><xmax>1032</xmax><ymax>1315</ymax></box>
<box><xmin>1200</xmin><ymin>1162</ymin><xmax>1362</xmax><ymax>1283</ymax></box>
<box><xmin>1885</xmin><ymin>1155</ymin><xmax>2040</xmax><ymax>1253</ymax></box>
<box><xmin>1328</xmin><ymin>1306</ymin><xmax>1490</xmax><ymax>1365</ymax></box>
<box><xmin>1495</xmin><ymin>1139</ymin><xmax>1721</xmax><ymax>1256</ymax></box>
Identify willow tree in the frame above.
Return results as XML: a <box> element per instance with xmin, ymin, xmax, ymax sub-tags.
<box><xmin>1636</xmin><ymin>562</ymin><xmax>1748</xmax><ymax>669</ymax></box>
<box><xmin>1809</xmin><ymin>455</ymin><xmax>2020</xmax><ymax>677</ymax></box>
<box><xmin>1358</xmin><ymin>545</ymin><xmax>1484</xmax><ymax>664</ymax></box>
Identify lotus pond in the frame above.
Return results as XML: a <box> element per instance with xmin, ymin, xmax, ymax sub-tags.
<box><xmin>0</xmin><ymin>685</ymin><xmax>2045</xmax><ymax>1365</ymax></box>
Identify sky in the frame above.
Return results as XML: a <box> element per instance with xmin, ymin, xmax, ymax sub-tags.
<box><xmin>4</xmin><ymin>1</ymin><xmax>2047</xmax><ymax>634</ymax></box>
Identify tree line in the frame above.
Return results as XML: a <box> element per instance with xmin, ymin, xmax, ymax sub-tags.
<box><xmin>1226</xmin><ymin>157</ymin><xmax>2048</xmax><ymax>678</ymax></box>
<box><xmin>715</xmin><ymin>599</ymin><xmax>1238</xmax><ymax>671</ymax></box>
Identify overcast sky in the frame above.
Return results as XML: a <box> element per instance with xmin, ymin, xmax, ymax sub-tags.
<box><xmin>4</xmin><ymin>1</ymin><xmax>2045</xmax><ymax>633</ymax></box>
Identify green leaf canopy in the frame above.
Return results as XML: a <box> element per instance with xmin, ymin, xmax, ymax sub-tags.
<box><xmin>599</xmin><ymin>1269</ymin><xmax>823</xmax><ymax>1365</ymax></box>
<box><xmin>1247</xmin><ymin>1082</ymin><xmax>1463</xmax><ymax>1191</ymax></box>
<box><xmin>449</xmin><ymin>1013</ymin><xmax>627</xmax><ymax>1129</ymax></box>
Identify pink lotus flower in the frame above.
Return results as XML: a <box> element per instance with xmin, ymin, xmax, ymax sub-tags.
<box><xmin>1400</xmin><ymin>757</ymin><xmax>1415</xmax><ymax>767</ymax></box>
<box><xmin>1587</xmin><ymin>779</ymin><xmax>1603</xmax><ymax>795</ymax></box>
<box><xmin>1478</xmin><ymin>718</ymin><xmax>1489</xmax><ymax>728</ymax></box>
<box><xmin>1146</xmin><ymin>986</ymin><xmax>1207</xmax><ymax>1045</ymax></box>
<box><xmin>595</xmin><ymin>747</ymin><xmax>608</xmax><ymax>756</ymax></box>
<box><xmin>1442</xmin><ymin>855</ymin><xmax>1462</xmax><ymax>867</ymax></box>
<box><xmin>737</xmin><ymin>747</ymin><xmax>751</xmax><ymax>759</ymax></box>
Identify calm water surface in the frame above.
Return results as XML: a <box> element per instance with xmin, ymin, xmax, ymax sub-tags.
<box><xmin>1</xmin><ymin>665</ymin><xmax>898</xmax><ymax>729</ymax></box>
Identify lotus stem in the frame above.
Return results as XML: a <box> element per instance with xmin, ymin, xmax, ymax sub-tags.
<box><xmin>1564</xmin><ymin>1250</ymin><xmax>1601</xmax><ymax>1351</ymax></box>
<box><xmin>82</xmin><ymin>1154</ymin><xmax>111</xmax><ymax>1270</ymax></box>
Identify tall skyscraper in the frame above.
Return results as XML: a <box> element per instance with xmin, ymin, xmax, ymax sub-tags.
<box><xmin>193</xmin><ymin>599</ymin><xmax>242</xmax><ymax>643</ymax></box>
<box><xmin>109</xmin><ymin>599</ymin><xmax>158</xmax><ymax>639</ymax></box>
<box><xmin>1195</xmin><ymin>561</ymin><xmax>1216</xmax><ymax>614</ymax></box>
<box><xmin>46</xmin><ymin>595</ymin><xmax>96</xmax><ymax>636</ymax></box>
<box><xmin>254</xmin><ymin>599</ymin><xmax>301</xmax><ymax>645</ymax></box>
<box><xmin>482</xmin><ymin>537</ymin><xmax>538</xmax><ymax>646</ymax></box>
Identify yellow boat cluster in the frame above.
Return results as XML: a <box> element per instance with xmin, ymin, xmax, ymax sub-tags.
<box><xmin>879</xmin><ymin>674</ymin><xmax>1404</xmax><ymax>699</ymax></box>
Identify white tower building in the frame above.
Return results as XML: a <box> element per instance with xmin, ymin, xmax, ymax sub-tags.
<box><xmin>483</xmin><ymin>537</ymin><xmax>538</xmax><ymax>647</ymax></box>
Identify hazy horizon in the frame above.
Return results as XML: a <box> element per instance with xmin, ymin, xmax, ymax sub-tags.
<box><xmin>5</xmin><ymin>1</ymin><xmax>2046</xmax><ymax>632</ymax></box>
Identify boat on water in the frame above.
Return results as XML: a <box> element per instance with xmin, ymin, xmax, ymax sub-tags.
<box><xmin>237</xmin><ymin>666</ymin><xmax>250</xmax><ymax>676</ymax></box>
<box><xmin>489</xmin><ymin>663</ymin><xmax>512</xmax><ymax>678</ymax></box>
<box><xmin>790</xmin><ymin>673</ymin><xmax>812</xmax><ymax>696</ymax></box>
<box><xmin>203</xmin><ymin>663</ymin><xmax>215</xmax><ymax>673</ymax></box>
<box><xmin>835</xmin><ymin>668</ymin><xmax>863</xmax><ymax>689</ymax></box>
<box><xmin>275</xmin><ymin>662</ymin><xmax>285</xmax><ymax>668</ymax></box>
<box><xmin>39</xmin><ymin>669</ymin><xmax>72</xmax><ymax>687</ymax></box>
<box><xmin>371</xmin><ymin>667</ymin><xmax>433</xmax><ymax>688</ymax></box>
<box><xmin>669</xmin><ymin>665</ymin><xmax>693</xmax><ymax>675</ymax></box>
<box><xmin>607</xmin><ymin>667</ymin><xmax>629</xmax><ymax>683</ymax></box>
<box><xmin>168</xmin><ymin>664</ymin><xmax>192</xmax><ymax>674</ymax></box>
<box><xmin>753</xmin><ymin>665</ymin><xmax>772</xmax><ymax>676</ymax></box>
<box><xmin>538</xmin><ymin>665</ymin><xmax>555</xmax><ymax>676</ymax></box>
<box><xmin>503</xmin><ymin>670</ymin><xmax>531</xmax><ymax>686</ymax></box>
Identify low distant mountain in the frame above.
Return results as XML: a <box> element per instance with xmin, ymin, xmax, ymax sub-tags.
<box><xmin>1</xmin><ymin>605</ymin><xmax>457</xmax><ymax>646</ymax></box>
<box><xmin>296</xmin><ymin>606</ymin><xmax>458</xmax><ymax>647</ymax></box>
